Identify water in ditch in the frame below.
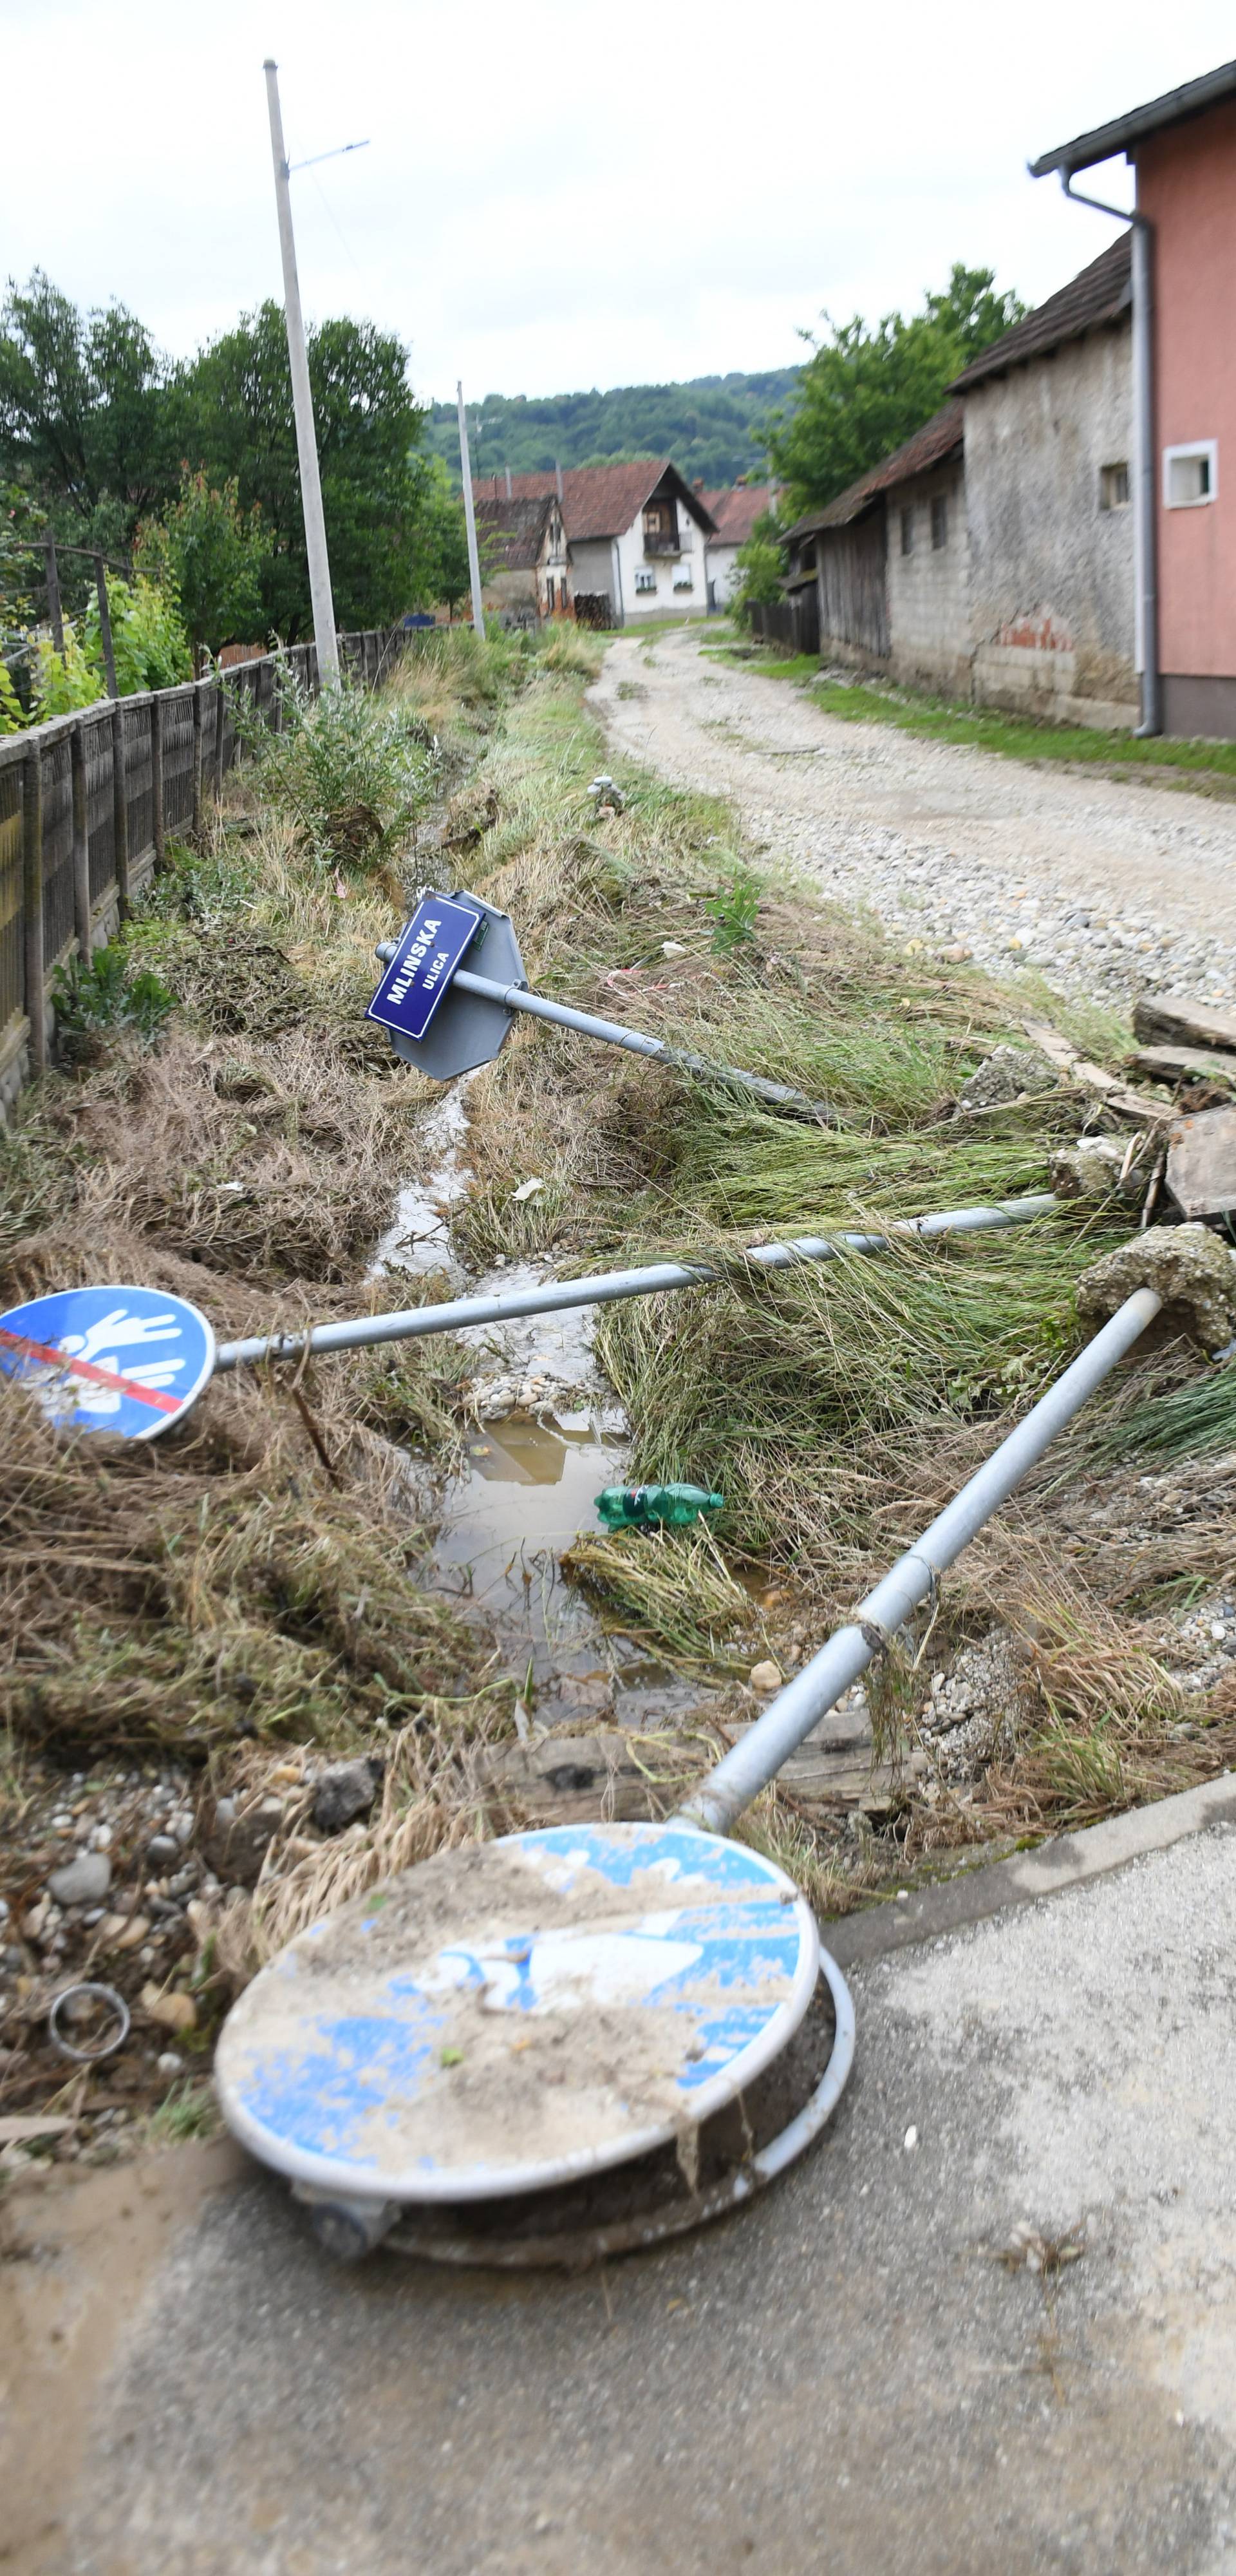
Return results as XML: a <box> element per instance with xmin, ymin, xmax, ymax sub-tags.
<box><xmin>376</xmin><ymin>1083</ymin><xmax>701</xmax><ymax>1735</ymax></box>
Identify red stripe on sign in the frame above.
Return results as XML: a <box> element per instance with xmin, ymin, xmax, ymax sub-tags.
<box><xmin>0</xmin><ymin>1325</ymin><xmax>183</xmax><ymax>1416</ymax></box>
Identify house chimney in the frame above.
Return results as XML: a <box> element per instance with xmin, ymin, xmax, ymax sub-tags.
<box><xmin>555</xmin><ymin>457</ymin><xmax>564</xmax><ymax>502</ymax></box>
<box><xmin>505</xmin><ymin>465</ymin><xmax>512</xmax><ymax>499</ymax></box>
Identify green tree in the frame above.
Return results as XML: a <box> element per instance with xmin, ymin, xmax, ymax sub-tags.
<box><xmin>0</xmin><ymin>270</ymin><xmax>181</xmax><ymax>540</ymax></box>
<box><xmin>767</xmin><ymin>264</ymin><xmax>1025</xmax><ymax>515</ymax></box>
<box><xmin>136</xmin><ymin>469</ymin><xmax>270</xmax><ymax>656</ymax></box>
<box><xmin>406</xmin><ymin>455</ymin><xmax>472</xmax><ymax>614</ymax></box>
<box><xmin>183</xmin><ymin>304</ymin><xmax>426</xmax><ymax>638</ymax></box>
<box><xmin>730</xmin><ymin>514</ymin><xmax>788</xmax><ymax>623</ymax></box>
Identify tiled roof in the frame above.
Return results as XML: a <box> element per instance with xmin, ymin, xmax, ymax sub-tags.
<box><xmin>1031</xmin><ymin>58</ymin><xmax>1236</xmax><ymax>176</ymax></box>
<box><xmin>782</xmin><ymin>403</ymin><xmax>964</xmax><ymax>542</ymax></box>
<box><xmin>473</xmin><ymin>493</ymin><xmax>556</xmax><ymax>571</ymax></box>
<box><xmin>700</xmin><ymin>484</ymin><xmax>775</xmax><ymax>547</ymax></box>
<box><xmin>950</xmin><ymin>234</ymin><xmax>1132</xmax><ymax>392</ymax></box>
<box><xmin>505</xmin><ymin>459</ymin><xmax>716</xmax><ymax>541</ymax></box>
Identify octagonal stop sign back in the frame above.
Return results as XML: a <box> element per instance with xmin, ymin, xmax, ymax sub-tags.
<box><xmin>366</xmin><ymin>892</ymin><xmax>527</xmax><ymax>1081</ymax></box>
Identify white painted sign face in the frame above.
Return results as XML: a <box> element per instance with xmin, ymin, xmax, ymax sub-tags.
<box><xmin>0</xmin><ymin>1285</ymin><xmax>216</xmax><ymax>1441</ymax></box>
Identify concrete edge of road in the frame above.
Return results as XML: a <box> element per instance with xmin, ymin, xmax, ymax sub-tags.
<box><xmin>824</xmin><ymin>1771</ymin><xmax>1236</xmax><ymax>1968</ymax></box>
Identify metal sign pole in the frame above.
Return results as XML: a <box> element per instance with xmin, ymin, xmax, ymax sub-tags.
<box><xmin>264</xmin><ymin>59</ymin><xmax>340</xmax><ymax>689</ymax></box>
<box><xmin>448</xmin><ymin>965</ymin><xmax>836</xmax><ymax>1117</ymax></box>
<box><xmin>368</xmin><ymin>893</ymin><xmax>839</xmax><ymax>1117</ymax></box>
<box><xmin>456</xmin><ymin>383</ymin><xmax>487</xmax><ymax>638</ymax></box>
<box><xmin>212</xmin><ymin>1195</ymin><xmax>1056</xmax><ymax>1373</ymax></box>
<box><xmin>678</xmin><ymin>1285</ymin><xmax>1163</xmax><ymax>1835</ymax></box>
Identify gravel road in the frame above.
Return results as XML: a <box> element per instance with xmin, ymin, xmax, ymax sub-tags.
<box><xmin>593</xmin><ymin>625</ymin><xmax>1236</xmax><ymax>1009</ymax></box>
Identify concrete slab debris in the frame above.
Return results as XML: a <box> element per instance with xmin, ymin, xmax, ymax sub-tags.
<box><xmin>1166</xmin><ymin>1105</ymin><xmax>1236</xmax><ymax>1221</ymax></box>
<box><xmin>1076</xmin><ymin>1220</ymin><xmax>1236</xmax><ymax>1350</ymax></box>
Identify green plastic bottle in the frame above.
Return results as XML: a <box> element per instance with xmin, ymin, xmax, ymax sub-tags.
<box><xmin>594</xmin><ymin>1482</ymin><xmax>725</xmax><ymax>1530</ymax></box>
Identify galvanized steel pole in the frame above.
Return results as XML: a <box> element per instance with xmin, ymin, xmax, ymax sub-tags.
<box><xmin>447</xmin><ymin>965</ymin><xmax>836</xmax><ymax>1117</ymax></box>
<box><xmin>264</xmin><ymin>60</ymin><xmax>340</xmax><ymax>688</ymax></box>
<box><xmin>456</xmin><ymin>383</ymin><xmax>487</xmax><ymax>638</ymax></box>
<box><xmin>212</xmin><ymin>1194</ymin><xmax>1056</xmax><ymax>1372</ymax></box>
<box><xmin>677</xmin><ymin>1285</ymin><xmax>1162</xmax><ymax>1835</ymax></box>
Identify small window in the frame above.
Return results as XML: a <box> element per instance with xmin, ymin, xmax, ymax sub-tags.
<box><xmin>931</xmin><ymin>495</ymin><xmax>948</xmax><ymax>550</ymax></box>
<box><xmin>900</xmin><ymin>507</ymin><xmax>914</xmax><ymax>556</ymax></box>
<box><xmin>1100</xmin><ymin>462</ymin><xmax>1130</xmax><ymax>510</ymax></box>
<box><xmin>634</xmin><ymin>566</ymin><xmax>656</xmax><ymax>592</ymax></box>
<box><xmin>1164</xmin><ymin>441</ymin><xmax>1218</xmax><ymax>508</ymax></box>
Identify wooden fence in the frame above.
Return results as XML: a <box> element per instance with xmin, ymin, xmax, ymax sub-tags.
<box><xmin>748</xmin><ymin>587</ymin><xmax>820</xmax><ymax>658</ymax></box>
<box><xmin>0</xmin><ymin>627</ymin><xmax>398</xmax><ymax>1119</ymax></box>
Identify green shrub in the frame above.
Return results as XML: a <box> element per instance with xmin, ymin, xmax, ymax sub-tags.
<box><xmin>706</xmin><ymin>864</ymin><xmax>762</xmax><ymax>952</ymax></box>
<box><xmin>53</xmin><ymin>940</ymin><xmax>175</xmax><ymax>1065</ymax></box>
<box><xmin>83</xmin><ymin>574</ymin><xmax>192</xmax><ymax>693</ymax></box>
<box><xmin>232</xmin><ymin>662</ymin><xmax>438</xmax><ymax>874</ymax></box>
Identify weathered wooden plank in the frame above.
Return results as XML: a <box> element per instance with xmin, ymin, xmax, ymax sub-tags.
<box><xmin>1134</xmin><ymin>995</ymin><xmax>1236</xmax><ymax>1055</ymax></box>
<box><xmin>1166</xmin><ymin>1106</ymin><xmax>1236</xmax><ymax>1220</ymax></box>
<box><xmin>1130</xmin><ymin>1043</ymin><xmax>1236</xmax><ymax>1087</ymax></box>
<box><xmin>1022</xmin><ymin>1016</ymin><xmax>1170</xmax><ymax>1124</ymax></box>
<box><xmin>477</xmin><ymin>1721</ymin><xmax>906</xmax><ymax>1829</ymax></box>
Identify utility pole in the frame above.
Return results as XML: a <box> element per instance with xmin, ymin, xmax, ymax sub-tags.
<box><xmin>263</xmin><ymin>59</ymin><xmax>339</xmax><ymax>687</ymax></box>
<box><xmin>456</xmin><ymin>382</ymin><xmax>486</xmax><ymax>636</ymax></box>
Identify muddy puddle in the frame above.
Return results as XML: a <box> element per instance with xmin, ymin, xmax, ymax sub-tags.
<box><xmin>378</xmin><ymin>1084</ymin><xmax>702</xmax><ymax>1736</ymax></box>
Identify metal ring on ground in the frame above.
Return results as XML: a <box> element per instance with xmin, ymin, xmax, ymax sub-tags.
<box><xmin>48</xmin><ymin>1981</ymin><xmax>131</xmax><ymax>2064</ymax></box>
<box><xmin>387</xmin><ymin>1946</ymin><xmax>855</xmax><ymax>2270</ymax></box>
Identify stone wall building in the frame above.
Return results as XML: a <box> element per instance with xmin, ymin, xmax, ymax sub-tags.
<box><xmin>781</xmin><ymin>238</ymin><xmax>1138</xmax><ymax>727</ymax></box>
<box><xmin>953</xmin><ymin>237</ymin><xmax>1136</xmax><ymax>727</ymax></box>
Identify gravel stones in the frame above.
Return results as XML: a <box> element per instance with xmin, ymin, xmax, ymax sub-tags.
<box><xmin>47</xmin><ymin>1852</ymin><xmax>111</xmax><ymax>1908</ymax></box>
<box><xmin>598</xmin><ymin>629</ymin><xmax>1236</xmax><ymax>1009</ymax></box>
<box><xmin>146</xmin><ymin>1835</ymin><xmax>180</xmax><ymax>1867</ymax></box>
<box><xmin>312</xmin><ymin>1758</ymin><xmax>384</xmax><ymax>1837</ymax></box>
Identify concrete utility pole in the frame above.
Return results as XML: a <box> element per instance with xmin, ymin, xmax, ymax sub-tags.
<box><xmin>456</xmin><ymin>382</ymin><xmax>487</xmax><ymax>636</ymax></box>
<box><xmin>263</xmin><ymin>59</ymin><xmax>340</xmax><ymax>687</ymax></box>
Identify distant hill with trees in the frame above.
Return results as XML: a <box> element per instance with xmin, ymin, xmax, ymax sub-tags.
<box><xmin>426</xmin><ymin>372</ymin><xmax>800</xmax><ymax>492</ymax></box>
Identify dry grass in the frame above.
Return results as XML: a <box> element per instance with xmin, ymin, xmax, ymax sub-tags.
<box><xmin>0</xmin><ymin>1370</ymin><xmax>498</xmax><ymax>1756</ymax></box>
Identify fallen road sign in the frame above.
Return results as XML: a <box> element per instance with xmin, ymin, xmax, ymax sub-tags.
<box><xmin>368</xmin><ymin>889</ymin><xmax>839</xmax><ymax>1119</ymax></box>
<box><xmin>0</xmin><ymin>1284</ymin><xmax>216</xmax><ymax>1442</ymax></box>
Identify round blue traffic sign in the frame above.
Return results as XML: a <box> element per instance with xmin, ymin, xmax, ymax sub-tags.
<box><xmin>216</xmin><ymin>1819</ymin><xmax>820</xmax><ymax>2202</ymax></box>
<box><xmin>0</xmin><ymin>1283</ymin><xmax>216</xmax><ymax>1442</ymax></box>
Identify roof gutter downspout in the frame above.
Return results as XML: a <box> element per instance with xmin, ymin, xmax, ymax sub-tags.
<box><xmin>1056</xmin><ymin>171</ymin><xmax>1160</xmax><ymax>735</ymax></box>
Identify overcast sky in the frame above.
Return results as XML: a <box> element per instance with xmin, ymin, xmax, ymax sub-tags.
<box><xmin>3</xmin><ymin>1</ymin><xmax>1233</xmax><ymax>410</ymax></box>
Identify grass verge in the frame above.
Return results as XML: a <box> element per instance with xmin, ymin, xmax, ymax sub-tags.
<box><xmin>709</xmin><ymin>646</ymin><xmax>1236</xmax><ymax>787</ymax></box>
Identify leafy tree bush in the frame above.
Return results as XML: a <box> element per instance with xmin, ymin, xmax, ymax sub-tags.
<box><xmin>52</xmin><ymin>940</ymin><xmax>175</xmax><ymax>1065</ymax></box>
<box><xmin>767</xmin><ymin>265</ymin><xmax>1025</xmax><ymax>514</ymax></box>
<box><xmin>82</xmin><ymin>574</ymin><xmax>191</xmax><ymax>692</ymax></box>
<box><xmin>232</xmin><ymin>664</ymin><xmax>437</xmax><ymax>875</ymax></box>
<box><xmin>729</xmin><ymin>513</ymin><xmax>787</xmax><ymax>623</ymax></box>
<box><xmin>136</xmin><ymin>469</ymin><xmax>270</xmax><ymax>656</ymax></box>
<box><xmin>0</xmin><ymin>272</ymin><xmax>182</xmax><ymax>558</ymax></box>
<box><xmin>406</xmin><ymin>455</ymin><xmax>472</xmax><ymax>615</ymax></box>
<box><xmin>184</xmin><ymin>305</ymin><xmax>427</xmax><ymax>638</ymax></box>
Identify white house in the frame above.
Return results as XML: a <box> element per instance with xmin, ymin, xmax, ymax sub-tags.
<box><xmin>505</xmin><ymin>460</ymin><xmax>716</xmax><ymax>624</ymax></box>
<box><xmin>700</xmin><ymin>482</ymin><xmax>776</xmax><ymax>609</ymax></box>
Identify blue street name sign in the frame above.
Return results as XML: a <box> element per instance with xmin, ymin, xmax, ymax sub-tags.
<box><xmin>366</xmin><ymin>895</ymin><xmax>483</xmax><ymax>1045</ymax></box>
<box><xmin>0</xmin><ymin>1283</ymin><xmax>216</xmax><ymax>1443</ymax></box>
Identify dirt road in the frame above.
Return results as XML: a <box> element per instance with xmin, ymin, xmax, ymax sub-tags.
<box><xmin>592</xmin><ymin>625</ymin><xmax>1236</xmax><ymax>1005</ymax></box>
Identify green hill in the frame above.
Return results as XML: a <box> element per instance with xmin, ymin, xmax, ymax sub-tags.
<box><xmin>426</xmin><ymin>370</ymin><xmax>800</xmax><ymax>492</ymax></box>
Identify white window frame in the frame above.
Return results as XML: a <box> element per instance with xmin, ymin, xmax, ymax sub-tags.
<box><xmin>1163</xmin><ymin>440</ymin><xmax>1219</xmax><ymax>509</ymax></box>
<box><xmin>633</xmin><ymin>565</ymin><xmax>657</xmax><ymax>593</ymax></box>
